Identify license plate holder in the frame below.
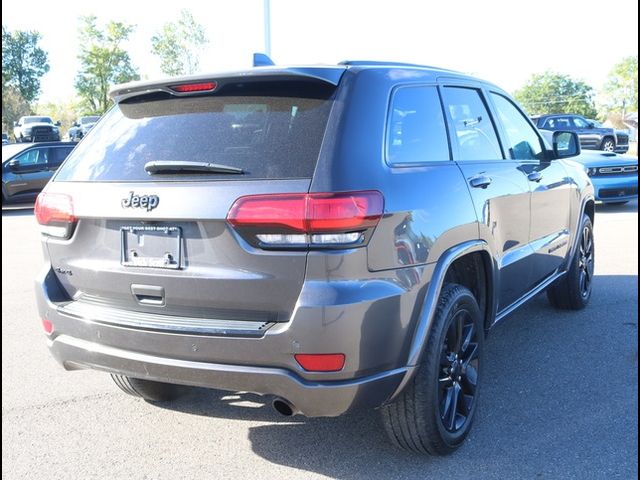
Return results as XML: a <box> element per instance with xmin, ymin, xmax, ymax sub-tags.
<box><xmin>121</xmin><ymin>226</ymin><xmax>182</xmax><ymax>269</ymax></box>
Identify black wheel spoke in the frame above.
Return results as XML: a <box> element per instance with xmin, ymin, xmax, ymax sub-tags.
<box><xmin>461</xmin><ymin>365</ymin><xmax>478</xmax><ymax>395</ymax></box>
<box><xmin>461</xmin><ymin>323</ymin><xmax>475</xmax><ymax>352</ymax></box>
<box><xmin>461</xmin><ymin>342</ymin><xmax>478</xmax><ymax>366</ymax></box>
<box><xmin>445</xmin><ymin>384</ymin><xmax>461</xmax><ymax>431</ymax></box>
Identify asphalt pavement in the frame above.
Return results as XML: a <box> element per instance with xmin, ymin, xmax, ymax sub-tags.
<box><xmin>2</xmin><ymin>200</ymin><xmax>638</xmax><ymax>480</ymax></box>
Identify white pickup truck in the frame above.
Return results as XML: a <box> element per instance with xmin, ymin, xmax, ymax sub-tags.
<box><xmin>13</xmin><ymin>116</ymin><xmax>61</xmax><ymax>143</ymax></box>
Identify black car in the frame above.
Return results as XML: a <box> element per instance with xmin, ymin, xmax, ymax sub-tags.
<box><xmin>532</xmin><ymin>114</ymin><xmax>618</xmax><ymax>152</ymax></box>
<box><xmin>2</xmin><ymin>142</ymin><xmax>75</xmax><ymax>204</ymax></box>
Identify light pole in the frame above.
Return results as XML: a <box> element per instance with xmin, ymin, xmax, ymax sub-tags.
<box><xmin>264</xmin><ymin>0</ymin><xmax>271</xmax><ymax>56</ymax></box>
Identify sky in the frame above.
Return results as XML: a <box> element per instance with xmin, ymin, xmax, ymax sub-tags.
<box><xmin>3</xmin><ymin>0</ymin><xmax>639</xmax><ymax>105</ymax></box>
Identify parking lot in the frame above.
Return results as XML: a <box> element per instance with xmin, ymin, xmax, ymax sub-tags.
<box><xmin>2</xmin><ymin>201</ymin><xmax>637</xmax><ymax>479</ymax></box>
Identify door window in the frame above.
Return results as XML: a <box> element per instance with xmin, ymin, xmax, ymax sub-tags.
<box><xmin>544</xmin><ymin>117</ymin><xmax>572</xmax><ymax>130</ymax></box>
<box><xmin>572</xmin><ymin>117</ymin><xmax>590</xmax><ymax>128</ymax></box>
<box><xmin>386</xmin><ymin>86</ymin><xmax>450</xmax><ymax>165</ymax></box>
<box><xmin>48</xmin><ymin>147</ymin><xmax>74</xmax><ymax>168</ymax></box>
<box><xmin>442</xmin><ymin>87</ymin><xmax>503</xmax><ymax>161</ymax></box>
<box><xmin>13</xmin><ymin>148</ymin><xmax>48</xmax><ymax>169</ymax></box>
<box><xmin>490</xmin><ymin>93</ymin><xmax>545</xmax><ymax>160</ymax></box>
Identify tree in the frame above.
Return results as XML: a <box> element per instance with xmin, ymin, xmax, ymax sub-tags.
<box><xmin>2</xmin><ymin>86</ymin><xmax>31</xmax><ymax>136</ymax></box>
<box><xmin>600</xmin><ymin>56</ymin><xmax>637</xmax><ymax>115</ymax></box>
<box><xmin>2</xmin><ymin>26</ymin><xmax>50</xmax><ymax>102</ymax></box>
<box><xmin>514</xmin><ymin>72</ymin><xmax>597</xmax><ymax>118</ymax></box>
<box><xmin>151</xmin><ymin>10</ymin><xmax>208</xmax><ymax>76</ymax></box>
<box><xmin>75</xmin><ymin>16</ymin><xmax>140</xmax><ymax>114</ymax></box>
<box><xmin>37</xmin><ymin>99</ymin><xmax>85</xmax><ymax>138</ymax></box>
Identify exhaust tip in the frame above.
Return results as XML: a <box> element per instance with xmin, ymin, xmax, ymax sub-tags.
<box><xmin>272</xmin><ymin>398</ymin><xmax>297</xmax><ymax>417</ymax></box>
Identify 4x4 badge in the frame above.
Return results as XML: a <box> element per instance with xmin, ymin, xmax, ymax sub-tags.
<box><xmin>121</xmin><ymin>192</ymin><xmax>159</xmax><ymax>211</ymax></box>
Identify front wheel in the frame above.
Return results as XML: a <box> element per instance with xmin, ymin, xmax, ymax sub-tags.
<box><xmin>381</xmin><ymin>284</ymin><xmax>483</xmax><ymax>455</ymax></box>
<box><xmin>547</xmin><ymin>214</ymin><xmax>594</xmax><ymax>310</ymax></box>
<box><xmin>601</xmin><ymin>138</ymin><xmax>615</xmax><ymax>152</ymax></box>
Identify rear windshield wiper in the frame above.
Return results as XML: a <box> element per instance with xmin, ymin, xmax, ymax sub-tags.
<box><xmin>144</xmin><ymin>160</ymin><xmax>244</xmax><ymax>175</ymax></box>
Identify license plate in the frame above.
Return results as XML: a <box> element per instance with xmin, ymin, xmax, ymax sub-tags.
<box><xmin>121</xmin><ymin>226</ymin><xmax>182</xmax><ymax>269</ymax></box>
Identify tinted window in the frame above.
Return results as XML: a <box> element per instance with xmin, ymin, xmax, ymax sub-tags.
<box><xmin>23</xmin><ymin>117</ymin><xmax>53</xmax><ymax>124</ymax></box>
<box><xmin>14</xmin><ymin>148</ymin><xmax>48</xmax><ymax>167</ymax></box>
<box><xmin>55</xmin><ymin>81</ymin><xmax>334</xmax><ymax>182</ymax></box>
<box><xmin>490</xmin><ymin>93</ymin><xmax>544</xmax><ymax>160</ymax></box>
<box><xmin>49</xmin><ymin>147</ymin><xmax>74</xmax><ymax>167</ymax></box>
<box><xmin>543</xmin><ymin>117</ymin><xmax>572</xmax><ymax>130</ymax></box>
<box><xmin>442</xmin><ymin>87</ymin><xmax>503</xmax><ymax>161</ymax></box>
<box><xmin>387</xmin><ymin>86</ymin><xmax>450</xmax><ymax>165</ymax></box>
<box><xmin>572</xmin><ymin>117</ymin><xmax>589</xmax><ymax>128</ymax></box>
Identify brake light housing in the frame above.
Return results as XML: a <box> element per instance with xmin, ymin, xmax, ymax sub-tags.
<box><xmin>169</xmin><ymin>82</ymin><xmax>217</xmax><ymax>93</ymax></box>
<box><xmin>227</xmin><ymin>191</ymin><xmax>383</xmax><ymax>248</ymax></box>
<box><xmin>295</xmin><ymin>353</ymin><xmax>345</xmax><ymax>372</ymax></box>
<box><xmin>35</xmin><ymin>192</ymin><xmax>77</xmax><ymax>239</ymax></box>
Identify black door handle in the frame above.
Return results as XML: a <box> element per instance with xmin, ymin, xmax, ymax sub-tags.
<box><xmin>469</xmin><ymin>175</ymin><xmax>492</xmax><ymax>189</ymax></box>
<box><xmin>528</xmin><ymin>171</ymin><xmax>543</xmax><ymax>182</ymax></box>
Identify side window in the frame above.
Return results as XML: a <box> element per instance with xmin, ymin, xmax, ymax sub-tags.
<box><xmin>14</xmin><ymin>148</ymin><xmax>48</xmax><ymax>168</ymax></box>
<box><xmin>441</xmin><ymin>87</ymin><xmax>503</xmax><ymax>161</ymax></box>
<box><xmin>572</xmin><ymin>117</ymin><xmax>589</xmax><ymax>128</ymax></box>
<box><xmin>48</xmin><ymin>147</ymin><xmax>74</xmax><ymax>168</ymax></box>
<box><xmin>387</xmin><ymin>86</ymin><xmax>450</xmax><ymax>165</ymax></box>
<box><xmin>490</xmin><ymin>93</ymin><xmax>544</xmax><ymax>161</ymax></box>
<box><xmin>546</xmin><ymin>117</ymin><xmax>572</xmax><ymax>130</ymax></box>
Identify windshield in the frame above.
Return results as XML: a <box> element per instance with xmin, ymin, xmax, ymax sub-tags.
<box><xmin>24</xmin><ymin>117</ymin><xmax>53</xmax><ymax>124</ymax></box>
<box><xmin>80</xmin><ymin>116</ymin><xmax>100</xmax><ymax>125</ymax></box>
<box><xmin>55</xmin><ymin>81</ymin><xmax>335</xmax><ymax>182</ymax></box>
<box><xmin>2</xmin><ymin>144</ymin><xmax>31</xmax><ymax>162</ymax></box>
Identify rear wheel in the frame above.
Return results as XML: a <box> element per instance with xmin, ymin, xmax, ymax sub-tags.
<box><xmin>110</xmin><ymin>374</ymin><xmax>186</xmax><ymax>402</ymax></box>
<box><xmin>547</xmin><ymin>214</ymin><xmax>594</xmax><ymax>310</ymax></box>
<box><xmin>381</xmin><ymin>284</ymin><xmax>483</xmax><ymax>455</ymax></box>
<box><xmin>600</xmin><ymin>137</ymin><xmax>615</xmax><ymax>152</ymax></box>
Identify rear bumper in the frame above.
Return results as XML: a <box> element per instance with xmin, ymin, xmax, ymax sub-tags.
<box><xmin>36</xmin><ymin>261</ymin><xmax>428</xmax><ymax>416</ymax></box>
<box><xmin>47</xmin><ymin>334</ymin><xmax>408</xmax><ymax>417</ymax></box>
<box><xmin>591</xmin><ymin>175</ymin><xmax>638</xmax><ymax>202</ymax></box>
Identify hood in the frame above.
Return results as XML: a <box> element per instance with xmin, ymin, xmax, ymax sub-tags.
<box><xmin>570</xmin><ymin>150</ymin><xmax>639</xmax><ymax>168</ymax></box>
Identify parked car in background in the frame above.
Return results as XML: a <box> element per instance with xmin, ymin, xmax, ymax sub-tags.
<box><xmin>532</xmin><ymin>114</ymin><xmax>618</xmax><ymax>152</ymax></box>
<box><xmin>35</xmin><ymin>61</ymin><xmax>595</xmax><ymax>456</ymax></box>
<box><xmin>586</xmin><ymin>119</ymin><xmax>630</xmax><ymax>154</ymax></box>
<box><xmin>575</xmin><ymin>151</ymin><xmax>637</xmax><ymax>204</ymax></box>
<box><xmin>2</xmin><ymin>142</ymin><xmax>74</xmax><ymax>204</ymax></box>
<box><xmin>2</xmin><ymin>133</ymin><xmax>8</xmax><ymax>145</ymax></box>
<box><xmin>68</xmin><ymin>116</ymin><xmax>101</xmax><ymax>142</ymax></box>
<box><xmin>12</xmin><ymin>116</ymin><xmax>61</xmax><ymax>143</ymax></box>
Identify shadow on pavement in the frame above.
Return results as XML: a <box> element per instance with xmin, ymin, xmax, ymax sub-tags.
<box><xmin>595</xmin><ymin>199</ymin><xmax>638</xmax><ymax>214</ymax></box>
<box><xmin>159</xmin><ymin>274</ymin><xmax>638</xmax><ymax>479</ymax></box>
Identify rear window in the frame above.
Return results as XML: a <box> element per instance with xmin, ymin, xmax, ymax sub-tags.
<box><xmin>55</xmin><ymin>81</ymin><xmax>335</xmax><ymax>182</ymax></box>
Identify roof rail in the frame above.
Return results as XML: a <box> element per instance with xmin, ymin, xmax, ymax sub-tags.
<box><xmin>339</xmin><ymin>60</ymin><xmax>457</xmax><ymax>72</ymax></box>
<box><xmin>253</xmin><ymin>53</ymin><xmax>275</xmax><ymax>67</ymax></box>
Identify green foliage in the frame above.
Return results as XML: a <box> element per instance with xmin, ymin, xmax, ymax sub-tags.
<box><xmin>2</xmin><ymin>26</ymin><xmax>50</xmax><ymax>102</ymax></box>
<box><xmin>2</xmin><ymin>86</ymin><xmax>31</xmax><ymax>136</ymax></box>
<box><xmin>600</xmin><ymin>56</ymin><xmax>637</xmax><ymax>114</ymax></box>
<box><xmin>151</xmin><ymin>10</ymin><xmax>208</xmax><ymax>76</ymax></box>
<box><xmin>514</xmin><ymin>72</ymin><xmax>597</xmax><ymax>118</ymax></box>
<box><xmin>75</xmin><ymin>16</ymin><xmax>140</xmax><ymax>114</ymax></box>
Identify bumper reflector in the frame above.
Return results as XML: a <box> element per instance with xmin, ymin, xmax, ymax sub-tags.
<box><xmin>295</xmin><ymin>353</ymin><xmax>345</xmax><ymax>372</ymax></box>
<box><xmin>41</xmin><ymin>318</ymin><xmax>54</xmax><ymax>335</ymax></box>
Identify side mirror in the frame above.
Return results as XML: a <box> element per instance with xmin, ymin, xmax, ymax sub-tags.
<box><xmin>587</xmin><ymin>122</ymin><xmax>595</xmax><ymax>129</ymax></box>
<box><xmin>552</xmin><ymin>131</ymin><xmax>581</xmax><ymax>159</ymax></box>
<box><xmin>8</xmin><ymin>159</ymin><xmax>20</xmax><ymax>171</ymax></box>
<box><xmin>55</xmin><ymin>121</ymin><xmax>62</xmax><ymax>127</ymax></box>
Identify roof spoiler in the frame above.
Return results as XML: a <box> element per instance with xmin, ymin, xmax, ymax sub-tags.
<box><xmin>253</xmin><ymin>53</ymin><xmax>275</xmax><ymax>67</ymax></box>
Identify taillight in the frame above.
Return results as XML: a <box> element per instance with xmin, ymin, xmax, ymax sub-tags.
<box><xmin>34</xmin><ymin>193</ymin><xmax>77</xmax><ymax>238</ymax></box>
<box><xmin>227</xmin><ymin>191</ymin><xmax>383</xmax><ymax>248</ymax></box>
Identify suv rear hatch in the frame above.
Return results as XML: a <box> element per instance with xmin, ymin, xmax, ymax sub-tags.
<box><xmin>39</xmin><ymin>76</ymin><xmax>339</xmax><ymax>331</ymax></box>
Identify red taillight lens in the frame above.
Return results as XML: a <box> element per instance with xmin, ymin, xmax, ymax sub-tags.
<box><xmin>41</xmin><ymin>318</ymin><xmax>54</xmax><ymax>335</ymax></box>
<box><xmin>170</xmin><ymin>82</ymin><xmax>217</xmax><ymax>93</ymax></box>
<box><xmin>227</xmin><ymin>191</ymin><xmax>383</xmax><ymax>238</ymax></box>
<box><xmin>295</xmin><ymin>354</ymin><xmax>345</xmax><ymax>372</ymax></box>
<box><xmin>35</xmin><ymin>193</ymin><xmax>76</xmax><ymax>238</ymax></box>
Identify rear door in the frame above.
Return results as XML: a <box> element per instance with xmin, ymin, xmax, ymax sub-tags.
<box><xmin>487</xmin><ymin>92</ymin><xmax>572</xmax><ymax>285</ymax></box>
<box><xmin>441</xmin><ymin>85</ymin><xmax>534</xmax><ymax>311</ymax></box>
<box><xmin>44</xmin><ymin>79</ymin><xmax>336</xmax><ymax>324</ymax></box>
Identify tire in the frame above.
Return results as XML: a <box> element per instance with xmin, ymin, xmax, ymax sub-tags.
<box><xmin>600</xmin><ymin>137</ymin><xmax>615</xmax><ymax>152</ymax></box>
<box><xmin>547</xmin><ymin>214</ymin><xmax>594</xmax><ymax>310</ymax></box>
<box><xmin>110</xmin><ymin>374</ymin><xmax>186</xmax><ymax>402</ymax></box>
<box><xmin>381</xmin><ymin>284</ymin><xmax>484</xmax><ymax>455</ymax></box>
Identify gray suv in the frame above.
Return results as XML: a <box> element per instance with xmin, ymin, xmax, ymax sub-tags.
<box><xmin>35</xmin><ymin>61</ymin><xmax>594</xmax><ymax>455</ymax></box>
